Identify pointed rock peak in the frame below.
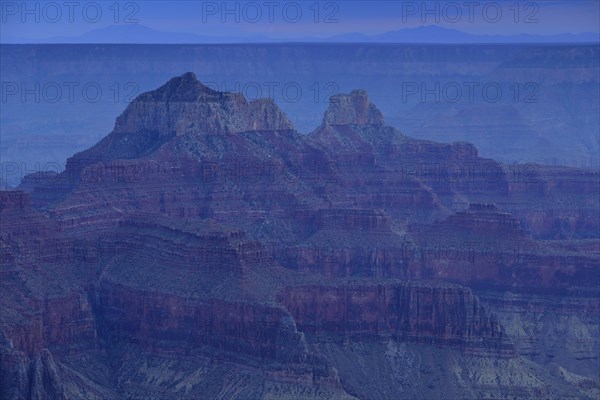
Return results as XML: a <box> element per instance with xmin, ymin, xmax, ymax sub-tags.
<box><xmin>137</xmin><ymin>72</ymin><xmax>224</xmax><ymax>103</ymax></box>
<box><xmin>68</xmin><ymin>73</ymin><xmax>296</xmax><ymax>179</ymax></box>
<box><xmin>324</xmin><ymin>90</ymin><xmax>384</xmax><ymax>126</ymax></box>
<box><xmin>112</xmin><ymin>72</ymin><xmax>293</xmax><ymax>139</ymax></box>
<box><xmin>180</xmin><ymin>71</ymin><xmax>199</xmax><ymax>82</ymax></box>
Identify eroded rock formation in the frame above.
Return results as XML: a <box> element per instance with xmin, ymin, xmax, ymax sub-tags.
<box><xmin>2</xmin><ymin>73</ymin><xmax>598</xmax><ymax>399</ymax></box>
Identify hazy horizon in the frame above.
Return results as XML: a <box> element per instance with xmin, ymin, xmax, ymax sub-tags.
<box><xmin>2</xmin><ymin>0</ymin><xmax>599</xmax><ymax>44</ymax></box>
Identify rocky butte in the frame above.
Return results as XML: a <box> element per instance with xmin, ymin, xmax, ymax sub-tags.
<box><xmin>1</xmin><ymin>73</ymin><xmax>598</xmax><ymax>399</ymax></box>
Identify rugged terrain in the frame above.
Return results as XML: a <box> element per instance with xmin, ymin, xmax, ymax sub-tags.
<box><xmin>1</xmin><ymin>73</ymin><xmax>598</xmax><ymax>399</ymax></box>
<box><xmin>1</xmin><ymin>43</ymin><xmax>599</xmax><ymax>189</ymax></box>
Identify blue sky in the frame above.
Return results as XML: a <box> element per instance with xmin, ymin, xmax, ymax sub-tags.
<box><xmin>2</xmin><ymin>0</ymin><xmax>599</xmax><ymax>41</ymax></box>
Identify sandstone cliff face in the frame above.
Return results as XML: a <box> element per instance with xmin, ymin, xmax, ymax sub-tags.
<box><xmin>278</xmin><ymin>283</ymin><xmax>513</xmax><ymax>357</ymax></box>
<box><xmin>1</xmin><ymin>192</ymin><xmax>101</xmax><ymax>399</ymax></box>
<box><xmin>0</xmin><ymin>193</ymin><xmax>97</xmax><ymax>356</ymax></box>
<box><xmin>410</xmin><ymin>203</ymin><xmax>600</xmax><ymax>295</ymax></box>
<box><xmin>324</xmin><ymin>90</ymin><xmax>384</xmax><ymax>126</ymax></box>
<box><xmin>97</xmin><ymin>282</ymin><xmax>308</xmax><ymax>363</ymax></box>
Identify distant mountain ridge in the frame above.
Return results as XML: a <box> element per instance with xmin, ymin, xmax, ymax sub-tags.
<box><xmin>3</xmin><ymin>24</ymin><xmax>599</xmax><ymax>44</ymax></box>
